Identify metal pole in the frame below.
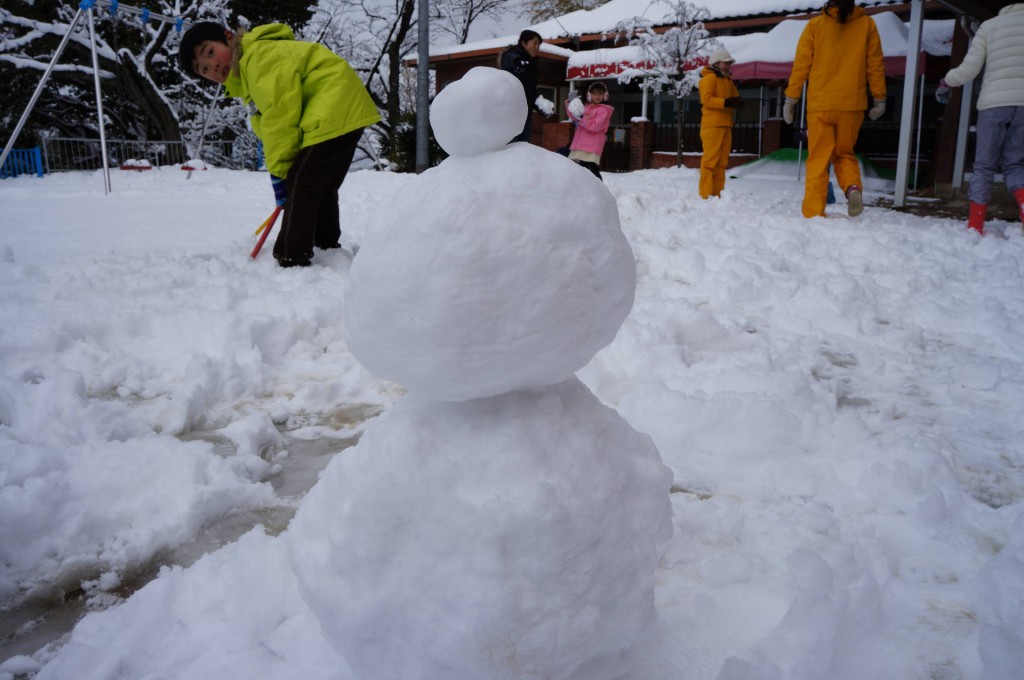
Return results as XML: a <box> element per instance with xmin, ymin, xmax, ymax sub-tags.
<box><xmin>758</xmin><ymin>84</ymin><xmax>764</xmax><ymax>158</ymax></box>
<box><xmin>952</xmin><ymin>77</ymin><xmax>973</xmax><ymax>190</ymax></box>
<box><xmin>187</xmin><ymin>84</ymin><xmax>222</xmax><ymax>180</ymax></box>
<box><xmin>913</xmin><ymin>74</ymin><xmax>924</xmax><ymax>191</ymax></box>
<box><xmin>415</xmin><ymin>0</ymin><xmax>430</xmax><ymax>173</ymax></box>
<box><xmin>0</xmin><ymin>8</ymin><xmax>87</xmax><ymax>172</ymax></box>
<box><xmin>893</xmin><ymin>0</ymin><xmax>924</xmax><ymax>208</ymax></box>
<box><xmin>797</xmin><ymin>82</ymin><xmax>807</xmax><ymax>181</ymax></box>
<box><xmin>86</xmin><ymin>6</ymin><xmax>111</xmax><ymax>194</ymax></box>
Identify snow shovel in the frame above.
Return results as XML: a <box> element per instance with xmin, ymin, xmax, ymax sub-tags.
<box><xmin>250</xmin><ymin>205</ymin><xmax>283</xmax><ymax>260</ymax></box>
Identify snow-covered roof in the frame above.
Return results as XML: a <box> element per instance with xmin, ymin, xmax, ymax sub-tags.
<box><xmin>430</xmin><ymin>0</ymin><xmax>910</xmax><ymax>59</ymax></box>
<box><xmin>565</xmin><ymin>13</ymin><xmax>953</xmax><ymax>79</ymax></box>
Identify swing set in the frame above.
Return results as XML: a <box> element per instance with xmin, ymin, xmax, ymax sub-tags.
<box><xmin>0</xmin><ymin>0</ymin><xmax>221</xmax><ymax>193</ymax></box>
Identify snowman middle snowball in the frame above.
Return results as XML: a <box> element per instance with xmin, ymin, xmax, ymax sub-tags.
<box><xmin>345</xmin><ymin>67</ymin><xmax>636</xmax><ymax>402</ymax></box>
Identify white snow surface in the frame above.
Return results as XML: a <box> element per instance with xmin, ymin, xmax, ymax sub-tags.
<box><xmin>1</xmin><ymin>157</ymin><xmax>1024</xmax><ymax>679</ymax></box>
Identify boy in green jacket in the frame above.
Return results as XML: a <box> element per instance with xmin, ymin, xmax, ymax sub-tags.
<box><xmin>178</xmin><ymin>22</ymin><xmax>381</xmax><ymax>267</ymax></box>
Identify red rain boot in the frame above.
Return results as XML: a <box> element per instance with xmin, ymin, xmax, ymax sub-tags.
<box><xmin>968</xmin><ymin>202</ymin><xmax>987</xmax><ymax>235</ymax></box>
<box><xmin>1014</xmin><ymin>187</ymin><xmax>1024</xmax><ymax>225</ymax></box>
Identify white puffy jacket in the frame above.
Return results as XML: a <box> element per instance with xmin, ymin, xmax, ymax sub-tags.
<box><xmin>943</xmin><ymin>3</ymin><xmax>1024</xmax><ymax>110</ymax></box>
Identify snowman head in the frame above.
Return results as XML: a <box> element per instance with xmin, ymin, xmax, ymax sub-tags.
<box><xmin>430</xmin><ymin>67</ymin><xmax>528</xmax><ymax>157</ymax></box>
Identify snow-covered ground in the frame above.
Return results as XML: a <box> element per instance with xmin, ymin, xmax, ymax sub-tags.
<box><xmin>2</xmin><ymin>161</ymin><xmax>1022</xmax><ymax>679</ymax></box>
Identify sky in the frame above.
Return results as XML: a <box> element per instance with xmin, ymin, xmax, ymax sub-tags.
<box><xmin>2</xmin><ymin>67</ymin><xmax>1024</xmax><ymax>678</ymax></box>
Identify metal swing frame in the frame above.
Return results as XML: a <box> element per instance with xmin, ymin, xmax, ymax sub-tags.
<box><xmin>0</xmin><ymin>0</ymin><xmax>204</xmax><ymax>192</ymax></box>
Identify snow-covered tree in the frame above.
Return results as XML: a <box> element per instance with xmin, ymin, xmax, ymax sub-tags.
<box><xmin>611</xmin><ymin>1</ymin><xmax>716</xmax><ymax>100</ymax></box>
<box><xmin>519</xmin><ymin>0</ymin><xmax>602</xmax><ymax>24</ymax></box>
<box><xmin>611</xmin><ymin>1</ymin><xmax>716</xmax><ymax>163</ymax></box>
<box><xmin>0</xmin><ymin>0</ymin><xmax>230</xmax><ymax>144</ymax></box>
<box><xmin>1</xmin><ymin>0</ymin><xmax>314</xmax><ymax>161</ymax></box>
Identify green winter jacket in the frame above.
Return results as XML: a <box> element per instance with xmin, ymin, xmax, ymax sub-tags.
<box><xmin>223</xmin><ymin>24</ymin><xmax>381</xmax><ymax>178</ymax></box>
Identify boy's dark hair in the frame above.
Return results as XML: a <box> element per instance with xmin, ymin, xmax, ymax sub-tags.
<box><xmin>518</xmin><ymin>29</ymin><xmax>542</xmax><ymax>46</ymax></box>
<box><xmin>177</xmin><ymin>21</ymin><xmax>230</xmax><ymax>78</ymax></box>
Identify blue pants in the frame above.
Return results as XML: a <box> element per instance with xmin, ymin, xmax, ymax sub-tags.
<box><xmin>969</xmin><ymin>106</ymin><xmax>1024</xmax><ymax>204</ymax></box>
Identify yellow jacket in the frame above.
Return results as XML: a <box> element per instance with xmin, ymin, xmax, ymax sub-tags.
<box><xmin>699</xmin><ymin>66</ymin><xmax>739</xmax><ymax>128</ymax></box>
<box><xmin>223</xmin><ymin>25</ymin><xmax>381</xmax><ymax>178</ymax></box>
<box><xmin>784</xmin><ymin>6</ymin><xmax>886</xmax><ymax>112</ymax></box>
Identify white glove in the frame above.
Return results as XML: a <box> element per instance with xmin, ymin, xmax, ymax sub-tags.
<box><xmin>783</xmin><ymin>97</ymin><xmax>798</xmax><ymax>125</ymax></box>
<box><xmin>868</xmin><ymin>98</ymin><xmax>886</xmax><ymax>121</ymax></box>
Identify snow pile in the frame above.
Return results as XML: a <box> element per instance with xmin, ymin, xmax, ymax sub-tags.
<box><xmin>568</xmin><ymin>96</ymin><xmax>586</xmax><ymax>118</ymax></box>
<box><xmin>289</xmin><ymin>380</ymin><xmax>671</xmax><ymax>680</ymax></box>
<box><xmin>429</xmin><ymin>67</ymin><xmax>525</xmax><ymax>156</ymax></box>
<box><xmin>290</xmin><ymin>66</ymin><xmax>670</xmax><ymax>680</ymax></box>
<box><xmin>1</xmin><ymin>110</ymin><xmax>1023</xmax><ymax>680</ymax></box>
<box><xmin>535</xmin><ymin>94</ymin><xmax>555</xmax><ymax>116</ymax></box>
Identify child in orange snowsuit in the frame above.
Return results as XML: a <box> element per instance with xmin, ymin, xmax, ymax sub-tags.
<box><xmin>698</xmin><ymin>49</ymin><xmax>743</xmax><ymax>199</ymax></box>
<box><xmin>784</xmin><ymin>0</ymin><xmax>886</xmax><ymax>219</ymax></box>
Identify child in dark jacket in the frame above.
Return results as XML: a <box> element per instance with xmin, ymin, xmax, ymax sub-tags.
<box><xmin>178</xmin><ymin>22</ymin><xmax>381</xmax><ymax>267</ymax></box>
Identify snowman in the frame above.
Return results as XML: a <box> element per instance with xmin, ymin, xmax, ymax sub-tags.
<box><xmin>287</xmin><ymin>67</ymin><xmax>672</xmax><ymax>680</ymax></box>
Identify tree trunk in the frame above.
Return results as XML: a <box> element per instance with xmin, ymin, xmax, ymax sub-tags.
<box><xmin>385</xmin><ymin>0</ymin><xmax>416</xmax><ymax>158</ymax></box>
<box><xmin>112</xmin><ymin>52</ymin><xmax>182</xmax><ymax>140</ymax></box>
<box><xmin>676</xmin><ymin>104</ymin><xmax>684</xmax><ymax>168</ymax></box>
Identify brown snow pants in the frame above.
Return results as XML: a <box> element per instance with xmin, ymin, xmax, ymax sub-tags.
<box><xmin>273</xmin><ymin>128</ymin><xmax>364</xmax><ymax>264</ymax></box>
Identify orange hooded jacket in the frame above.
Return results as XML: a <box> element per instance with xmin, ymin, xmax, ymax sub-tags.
<box><xmin>784</xmin><ymin>6</ymin><xmax>886</xmax><ymax>112</ymax></box>
<box><xmin>698</xmin><ymin>66</ymin><xmax>740</xmax><ymax>128</ymax></box>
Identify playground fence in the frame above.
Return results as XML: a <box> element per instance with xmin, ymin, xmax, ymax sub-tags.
<box><xmin>39</xmin><ymin>136</ymin><xmax>261</xmax><ymax>172</ymax></box>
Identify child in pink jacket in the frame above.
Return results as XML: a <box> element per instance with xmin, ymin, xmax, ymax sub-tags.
<box><xmin>566</xmin><ymin>82</ymin><xmax>613</xmax><ymax>180</ymax></box>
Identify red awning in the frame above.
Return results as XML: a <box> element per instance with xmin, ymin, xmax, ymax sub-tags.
<box><xmin>569</xmin><ymin>54</ymin><xmax>921</xmax><ymax>82</ymax></box>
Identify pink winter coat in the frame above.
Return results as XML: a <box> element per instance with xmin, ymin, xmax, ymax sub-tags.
<box><xmin>567</xmin><ymin>102</ymin><xmax>613</xmax><ymax>156</ymax></box>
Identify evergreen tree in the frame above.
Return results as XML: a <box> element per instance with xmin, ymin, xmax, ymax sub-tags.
<box><xmin>0</xmin><ymin>0</ymin><xmax>234</xmax><ymax>148</ymax></box>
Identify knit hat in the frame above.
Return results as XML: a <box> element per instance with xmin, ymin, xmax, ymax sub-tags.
<box><xmin>709</xmin><ymin>48</ymin><xmax>734</xmax><ymax>65</ymax></box>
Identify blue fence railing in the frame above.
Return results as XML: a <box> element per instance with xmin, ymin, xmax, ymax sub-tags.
<box><xmin>1</xmin><ymin>147</ymin><xmax>45</xmax><ymax>179</ymax></box>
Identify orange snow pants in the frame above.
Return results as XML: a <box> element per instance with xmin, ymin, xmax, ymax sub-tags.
<box><xmin>802</xmin><ymin>110</ymin><xmax>864</xmax><ymax>218</ymax></box>
<box><xmin>699</xmin><ymin>126</ymin><xmax>732</xmax><ymax>199</ymax></box>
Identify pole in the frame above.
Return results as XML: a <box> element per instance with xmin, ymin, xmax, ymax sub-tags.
<box><xmin>797</xmin><ymin>82</ymin><xmax>807</xmax><ymax>181</ymax></box>
<box><xmin>187</xmin><ymin>84</ymin><xmax>222</xmax><ymax>180</ymax></box>
<box><xmin>0</xmin><ymin>8</ymin><xmax>87</xmax><ymax>172</ymax></box>
<box><xmin>415</xmin><ymin>0</ymin><xmax>430</xmax><ymax>173</ymax></box>
<box><xmin>913</xmin><ymin>74</ymin><xmax>924</xmax><ymax>191</ymax></box>
<box><xmin>758</xmin><ymin>84</ymin><xmax>764</xmax><ymax>158</ymax></box>
<box><xmin>952</xmin><ymin>77</ymin><xmax>973</xmax><ymax>190</ymax></box>
<box><xmin>893</xmin><ymin>0</ymin><xmax>924</xmax><ymax>207</ymax></box>
<box><xmin>86</xmin><ymin>5</ymin><xmax>111</xmax><ymax>194</ymax></box>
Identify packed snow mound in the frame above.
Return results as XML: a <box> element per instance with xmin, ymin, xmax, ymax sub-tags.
<box><xmin>430</xmin><ymin>67</ymin><xmax>528</xmax><ymax>155</ymax></box>
<box><xmin>568</xmin><ymin>97</ymin><xmax>585</xmax><ymax>118</ymax></box>
<box><xmin>287</xmin><ymin>377</ymin><xmax>673</xmax><ymax>680</ymax></box>
<box><xmin>345</xmin><ymin>143</ymin><xmax>636</xmax><ymax>401</ymax></box>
